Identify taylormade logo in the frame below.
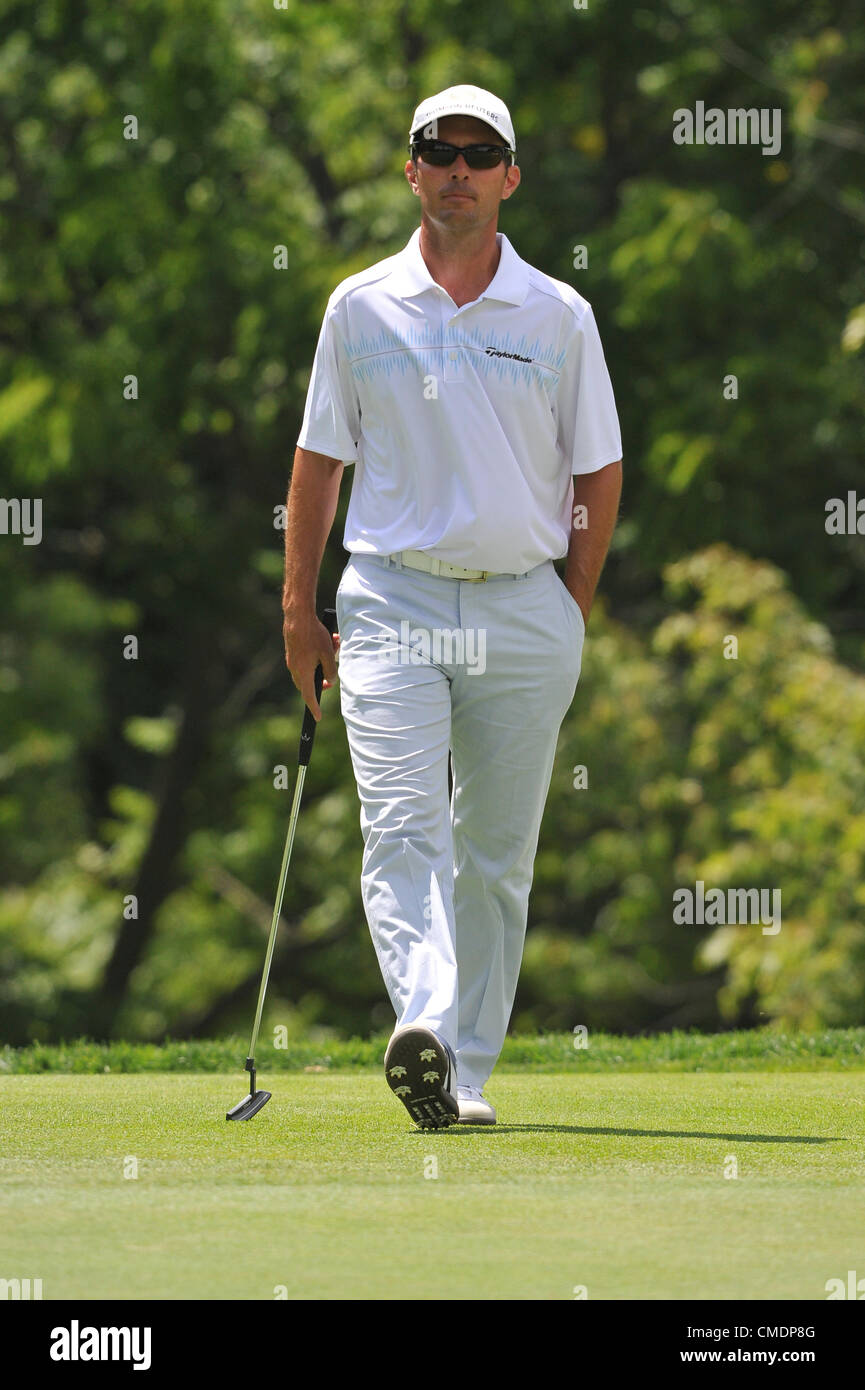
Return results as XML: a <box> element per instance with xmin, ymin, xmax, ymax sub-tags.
<box><xmin>484</xmin><ymin>347</ymin><xmax>533</xmax><ymax>363</ymax></box>
<box><xmin>49</xmin><ymin>1321</ymin><xmax>152</xmax><ymax>1371</ymax></box>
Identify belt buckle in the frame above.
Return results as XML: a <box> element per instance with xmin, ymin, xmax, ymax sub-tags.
<box><xmin>468</xmin><ymin>570</ymin><xmax>489</xmax><ymax>582</ymax></box>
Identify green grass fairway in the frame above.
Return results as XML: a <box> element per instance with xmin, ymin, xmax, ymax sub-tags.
<box><xmin>2</xmin><ymin>1068</ymin><xmax>863</xmax><ymax>1299</ymax></box>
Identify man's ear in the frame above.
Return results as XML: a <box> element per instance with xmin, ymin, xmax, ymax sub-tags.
<box><xmin>502</xmin><ymin>163</ymin><xmax>521</xmax><ymax>201</ymax></box>
<box><xmin>405</xmin><ymin>159</ymin><xmax>420</xmax><ymax>195</ymax></box>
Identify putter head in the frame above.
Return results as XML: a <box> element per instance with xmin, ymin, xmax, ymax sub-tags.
<box><xmin>226</xmin><ymin>1089</ymin><xmax>272</xmax><ymax>1122</ymax></box>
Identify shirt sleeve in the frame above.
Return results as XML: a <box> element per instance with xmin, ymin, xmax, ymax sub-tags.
<box><xmin>296</xmin><ymin>300</ymin><xmax>360</xmax><ymax>463</ymax></box>
<box><xmin>558</xmin><ymin>303</ymin><xmax>622</xmax><ymax>475</ymax></box>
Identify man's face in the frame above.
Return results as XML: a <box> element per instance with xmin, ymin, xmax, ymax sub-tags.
<box><xmin>405</xmin><ymin>115</ymin><xmax>520</xmax><ymax>231</ymax></box>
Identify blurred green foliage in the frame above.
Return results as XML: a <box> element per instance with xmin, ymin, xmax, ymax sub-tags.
<box><xmin>1</xmin><ymin>0</ymin><xmax>863</xmax><ymax>1042</ymax></box>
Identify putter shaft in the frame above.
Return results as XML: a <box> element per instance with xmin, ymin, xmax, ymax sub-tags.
<box><xmin>226</xmin><ymin>606</ymin><xmax>337</xmax><ymax>1121</ymax></box>
<box><xmin>246</xmin><ymin>763</ymin><xmax>307</xmax><ymax>1064</ymax></box>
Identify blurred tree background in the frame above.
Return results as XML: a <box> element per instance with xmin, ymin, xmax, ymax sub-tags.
<box><xmin>1</xmin><ymin>0</ymin><xmax>863</xmax><ymax>1044</ymax></box>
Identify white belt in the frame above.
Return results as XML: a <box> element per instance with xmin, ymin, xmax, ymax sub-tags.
<box><xmin>397</xmin><ymin>549</ymin><xmax>500</xmax><ymax>582</ymax></box>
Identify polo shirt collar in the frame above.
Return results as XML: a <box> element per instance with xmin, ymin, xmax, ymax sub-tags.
<box><xmin>390</xmin><ymin>227</ymin><xmax>529</xmax><ymax>306</ymax></box>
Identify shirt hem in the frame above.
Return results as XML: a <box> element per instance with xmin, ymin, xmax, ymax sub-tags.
<box><xmin>296</xmin><ymin>434</ymin><xmax>358</xmax><ymax>463</ymax></box>
<box><xmin>572</xmin><ymin>449</ymin><xmax>622</xmax><ymax>475</ymax></box>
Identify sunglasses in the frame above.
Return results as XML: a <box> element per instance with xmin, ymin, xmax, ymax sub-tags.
<box><xmin>410</xmin><ymin>139</ymin><xmax>513</xmax><ymax>169</ymax></box>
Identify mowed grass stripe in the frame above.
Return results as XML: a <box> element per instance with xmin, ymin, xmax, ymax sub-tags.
<box><xmin>1</xmin><ymin>1073</ymin><xmax>862</xmax><ymax>1299</ymax></box>
<box><xmin>3</xmin><ymin>1027</ymin><xmax>865</xmax><ymax>1074</ymax></box>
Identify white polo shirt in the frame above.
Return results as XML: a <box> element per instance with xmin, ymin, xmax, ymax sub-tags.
<box><xmin>297</xmin><ymin>226</ymin><xmax>622</xmax><ymax>574</ymax></box>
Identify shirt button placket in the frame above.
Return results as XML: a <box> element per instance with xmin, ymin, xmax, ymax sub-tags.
<box><xmin>444</xmin><ymin>312</ymin><xmax>462</xmax><ymax>383</ymax></box>
<box><xmin>445</xmin><ymin>303</ymin><xmax>458</xmax><ymax>380</ymax></box>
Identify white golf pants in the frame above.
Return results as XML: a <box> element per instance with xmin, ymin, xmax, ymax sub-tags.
<box><xmin>335</xmin><ymin>551</ymin><xmax>585</xmax><ymax>1089</ymax></box>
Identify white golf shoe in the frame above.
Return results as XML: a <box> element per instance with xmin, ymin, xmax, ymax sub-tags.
<box><xmin>384</xmin><ymin>1026</ymin><xmax>459</xmax><ymax>1130</ymax></box>
<box><xmin>457</xmin><ymin>1085</ymin><xmax>496</xmax><ymax>1125</ymax></box>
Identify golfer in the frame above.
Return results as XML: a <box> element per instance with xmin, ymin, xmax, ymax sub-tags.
<box><xmin>283</xmin><ymin>85</ymin><xmax>622</xmax><ymax>1128</ymax></box>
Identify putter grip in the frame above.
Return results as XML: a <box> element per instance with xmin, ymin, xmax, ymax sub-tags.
<box><xmin>298</xmin><ymin>606</ymin><xmax>337</xmax><ymax>766</ymax></box>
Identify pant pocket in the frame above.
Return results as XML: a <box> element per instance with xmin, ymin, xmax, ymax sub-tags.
<box><xmin>335</xmin><ymin>560</ymin><xmax>354</xmax><ymax>624</ymax></box>
<box><xmin>553</xmin><ymin>570</ymin><xmax>585</xmax><ymax>639</ymax></box>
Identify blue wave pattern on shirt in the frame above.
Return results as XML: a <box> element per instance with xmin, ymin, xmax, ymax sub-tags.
<box><xmin>346</xmin><ymin>325</ymin><xmax>565</xmax><ymax>388</ymax></box>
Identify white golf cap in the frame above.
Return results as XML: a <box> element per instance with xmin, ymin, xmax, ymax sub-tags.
<box><xmin>409</xmin><ymin>84</ymin><xmax>516</xmax><ymax>153</ymax></box>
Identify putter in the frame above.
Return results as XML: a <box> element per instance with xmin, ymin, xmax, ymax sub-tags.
<box><xmin>226</xmin><ymin>606</ymin><xmax>337</xmax><ymax>1121</ymax></box>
